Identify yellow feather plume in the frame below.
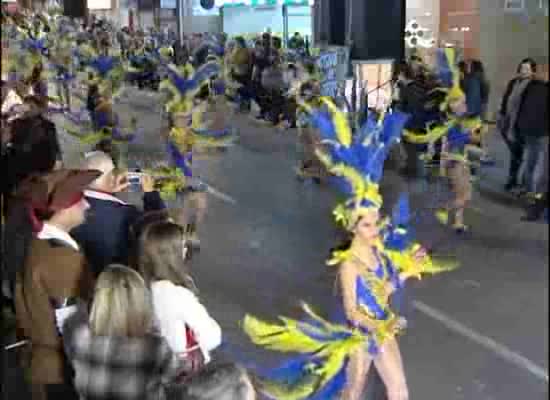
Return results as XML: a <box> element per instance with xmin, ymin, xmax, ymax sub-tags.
<box><xmin>403</xmin><ymin>120</ymin><xmax>454</xmax><ymax>144</ymax></box>
<box><xmin>244</xmin><ymin>304</ymin><xmax>368</xmax><ymax>400</ymax></box>
<box><xmin>327</xmin><ymin>249</ymin><xmax>352</xmax><ymax>266</ymax></box>
<box><xmin>243</xmin><ymin>315</ymin><xmax>324</xmax><ymax>354</ymax></box>
<box><xmin>320</xmin><ymin>98</ymin><xmax>352</xmax><ymax>147</ymax></box>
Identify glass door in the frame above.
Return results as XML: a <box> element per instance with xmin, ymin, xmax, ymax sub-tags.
<box><xmin>282</xmin><ymin>4</ymin><xmax>312</xmax><ymax>47</ymax></box>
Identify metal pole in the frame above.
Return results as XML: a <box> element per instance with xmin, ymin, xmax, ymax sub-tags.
<box><xmin>283</xmin><ymin>5</ymin><xmax>288</xmax><ymax>48</ymax></box>
<box><xmin>176</xmin><ymin>0</ymin><xmax>184</xmax><ymax>44</ymax></box>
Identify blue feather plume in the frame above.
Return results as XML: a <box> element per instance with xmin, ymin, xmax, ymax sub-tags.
<box><xmin>392</xmin><ymin>193</ymin><xmax>410</xmax><ymax>227</ymax></box>
<box><xmin>259</xmin><ymin>356</ymin><xmax>315</xmax><ymax>385</ymax></box>
<box><xmin>380</xmin><ymin>111</ymin><xmax>410</xmax><ymax>146</ymax></box>
<box><xmin>89</xmin><ymin>56</ymin><xmax>118</xmax><ymax>77</ymax></box>
<box><xmin>447</xmin><ymin>125</ymin><xmax>471</xmax><ymax>148</ymax></box>
<box><xmin>307</xmin><ymin>359</ymin><xmax>348</xmax><ymax>400</ymax></box>
<box><xmin>309</xmin><ymin>110</ymin><xmax>336</xmax><ymax>144</ymax></box>
<box><xmin>436</xmin><ymin>49</ymin><xmax>454</xmax><ymax>88</ymax></box>
<box><xmin>166</xmin><ymin>140</ymin><xmax>193</xmax><ymax>177</ymax></box>
<box><xmin>384</xmin><ymin>193</ymin><xmax>413</xmax><ymax>251</ymax></box>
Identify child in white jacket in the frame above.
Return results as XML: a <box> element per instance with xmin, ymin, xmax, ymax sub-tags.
<box><xmin>136</xmin><ymin>221</ymin><xmax>222</xmax><ymax>365</ymax></box>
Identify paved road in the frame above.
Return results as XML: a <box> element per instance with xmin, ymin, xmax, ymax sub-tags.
<box><xmin>2</xmin><ymin>89</ymin><xmax>548</xmax><ymax>400</ymax></box>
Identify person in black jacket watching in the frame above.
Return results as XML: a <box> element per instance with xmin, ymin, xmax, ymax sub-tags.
<box><xmin>498</xmin><ymin>58</ymin><xmax>539</xmax><ymax>192</ymax></box>
<box><xmin>71</xmin><ymin>151</ymin><xmax>166</xmax><ymax>276</ymax></box>
<box><xmin>515</xmin><ymin>79</ymin><xmax>548</xmax><ymax>197</ymax></box>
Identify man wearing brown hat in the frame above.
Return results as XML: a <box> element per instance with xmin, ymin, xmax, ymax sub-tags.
<box><xmin>13</xmin><ymin>169</ymin><xmax>101</xmax><ymax>400</ymax></box>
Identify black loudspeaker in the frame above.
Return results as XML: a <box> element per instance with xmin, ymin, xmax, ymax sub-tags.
<box><xmin>313</xmin><ymin>0</ymin><xmax>346</xmax><ymax>46</ymax></box>
<box><xmin>200</xmin><ymin>0</ymin><xmax>215</xmax><ymax>10</ymax></box>
<box><xmin>347</xmin><ymin>0</ymin><xmax>406</xmax><ymax>61</ymax></box>
<box><xmin>328</xmin><ymin>0</ymin><xmax>346</xmax><ymax>46</ymax></box>
<box><xmin>63</xmin><ymin>0</ymin><xmax>87</xmax><ymax>19</ymax></box>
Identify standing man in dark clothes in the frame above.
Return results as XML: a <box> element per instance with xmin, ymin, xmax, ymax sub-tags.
<box><xmin>498</xmin><ymin>58</ymin><xmax>538</xmax><ymax>192</ymax></box>
<box><xmin>515</xmin><ymin>79</ymin><xmax>548</xmax><ymax>196</ymax></box>
<box><xmin>71</xmin><ymin>151</ymin><xmax>166</xmax><ymax>276</ymax></box>
<box><xmin>288</xmin><ymin>32</ymin><xmax>305</xmax><ymax>50</ymax></box>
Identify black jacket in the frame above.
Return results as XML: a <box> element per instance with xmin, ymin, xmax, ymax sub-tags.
<box><xmin>515</xmin><ymin>80</ymin><xmax>549</xmax><ymax>138</ymax></box>
<box><xmin>499</xmin><ymin>77</ymin><xmax>531</xmax><ymax>116</ymax></box>
<box><xmin>71</xmin><ymin>191</ymin><xmax>166</xmax><ymax>276</ymax></box>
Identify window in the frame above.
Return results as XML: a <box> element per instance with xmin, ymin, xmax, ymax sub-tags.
<box><xmin>503</xmin><ymin>0</ymin><xmax>525</xmax><ymax>12</ymax></box>
<box><xmin>541</xmin><ymin>0</ymin><xmax>549</xmax><ymax>15</ymax></box>
<box><xmin>160</xmin><ymin>0</ymin><xmax>176</xmax><ymax>8</ymax></box>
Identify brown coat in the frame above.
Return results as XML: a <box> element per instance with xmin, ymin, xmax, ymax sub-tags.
<box><xmin>15</xmin><ymin>238</ymin><xmax>95</xmax><ymax>385</ymax></box>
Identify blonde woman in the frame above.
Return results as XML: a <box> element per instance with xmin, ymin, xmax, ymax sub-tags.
<box><xmin>63</xmin><ymin>265</ymin><xmax>180</xmax><ymax>400</ymax></box>
<box><xmin>136</xmin><ymin>221</ymin><xmax>222</xmax><ymax>376</ymax></box>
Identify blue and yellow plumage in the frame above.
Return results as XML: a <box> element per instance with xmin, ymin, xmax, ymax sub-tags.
<box><xmin>307</xmin><ymin>100</ymin><xmax>410</xmax><ymax>229</ymax></box>
<box><xmin>243</xmin><ymin>304</ymin><xmax>366</xmax><ymax>400</ymax></box>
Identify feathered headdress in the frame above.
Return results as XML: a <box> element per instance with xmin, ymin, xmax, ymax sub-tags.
<box><xmin>434</xmin><ymin>48</ymin><xmax>465</xmax><ymax>111</ymax></box>
<box><xmin>85</xmin><ymin>55</ymin><xmax>126</xmax><ymax>98</ymax></box>
<box><xmin>160</xmin><ymin>61</ymin><xmax>221</xmax><ymax>114</ymax></box>
<box><xmin>304</xmin><ymin>98</ymin><xmax>410</xmax><ymax>230</ymax></box>
<box><xmin>403</xmin><ymin>48</ymin><xmax>481</xmax><ymax>148</ymax></box>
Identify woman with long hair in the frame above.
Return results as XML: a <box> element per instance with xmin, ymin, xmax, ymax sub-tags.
<box><xmin>243</xmin><ymin>98</ymin><xmax>454</xmax><ymax>400</ymax></box>
<box><xmin>136</xmin><ymin>221</ymin><xmax>222</xmax><ymax>375</ymax></box>
<box><xmin>335</xmin><ymin>209</ymin><xmax>411</xmax><ymax>400</ymax></box>
<box><xmin>63</xmin><ymin>264</ymin><xmax>180</xmax><ymax>400</ymax></box>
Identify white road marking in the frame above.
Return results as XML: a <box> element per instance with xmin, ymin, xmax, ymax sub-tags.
<box><xmin>413</xmin><ymin>300</ymin><xmax>549</xmax><ymax>384</ymax></box>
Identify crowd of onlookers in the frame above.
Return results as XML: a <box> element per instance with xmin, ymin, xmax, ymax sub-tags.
<box><xmin>391</xmin><ymin>53</ymin><xmax>548</xmax><ymax>222</ymax></box>
<box><xmin>1</xmin><ymin>132</ymin><xmax>258</xmax><ymax>399</ymax></box>
<box><xmin>1</xmin><ymin>142</ymin><xmax>256</xmax><ymax>400</ymax></box>
<box><xmin>2</xmin><ymin>7</ymin><xmax>548</xmax><ymax>400</ymax></box>
<box><xmin>1</xmin><ymin>11</ymin><xmax>260</xmax><ymax>400</ymax></box>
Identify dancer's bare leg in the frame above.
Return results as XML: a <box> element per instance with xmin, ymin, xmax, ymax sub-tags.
<box><xmin>373</xmin><ymin>338</ymin><xmax>409</xmax><ymax>400</ymax></box>
<box><xmin>450</xmin><ymin>163</ymin><xmax>472</xmax><ymax>229</ymax></box>
<box><xmin>340</xmin><ymin>346</ymin><xmax>372</xmax><ymax>400</ymax></box>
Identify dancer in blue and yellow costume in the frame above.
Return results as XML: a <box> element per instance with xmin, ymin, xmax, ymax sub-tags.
<box><xmin>244</xmin><ymin>99</ymin><xmax>458</xmax><ymax>400</ymax></box>
<box><xmin>158</xmin><ymin>58</ymin><xmax>235</xmax><ymax>245</ymax></box>
<box><xmin>61</xmin><ymin>46</ymin><xmax>140</xmax><ymax>168</ymax></box>
<box><xmin>404</xmin><ymin>49</ymin><xmax>483</xmax><ymax>233</ymax></box>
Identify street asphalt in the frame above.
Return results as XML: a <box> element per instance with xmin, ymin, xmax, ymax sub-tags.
<box><xmin>2</xmin><ymin>87</ymin><xmax>548</xmax><ymax>400</ymax></box>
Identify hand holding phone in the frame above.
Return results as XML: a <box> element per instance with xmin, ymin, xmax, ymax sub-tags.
<box><xmin>113</xmin><ymin>172</ymin><xmax>130</xmax><ymax>193</ymax></box>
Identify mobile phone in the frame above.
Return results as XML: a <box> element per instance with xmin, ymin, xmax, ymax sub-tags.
<box><xmin>127</xmin><ymin>170</ymin><xmax>143</xmax><ymax>192</ymax></box>
<box><xmin>127</xmin><ymin>172</ymin><xmax>142</xmax><ymax>185</ymax></box>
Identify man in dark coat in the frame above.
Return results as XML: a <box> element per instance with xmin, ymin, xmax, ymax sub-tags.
<box><xmin>515</xmin><ymin>79</ymin><xmax>548</xmax><ymax>195</ymax></box>
<box><xmin>71</xmin><ymin>151</ymin><xmax>166</xmax><ymax>276</ymax></box>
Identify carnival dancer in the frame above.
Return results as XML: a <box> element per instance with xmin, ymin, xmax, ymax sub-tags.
<box><xmin>159</xmin><ymin>59</ymin><xmax>235</xmax><ymax>247</ymax></box>
<box><xmin>404</xmin><ymin>49</ymin><xmax>483</xmax><ymax>233</ymax></box>
<box><xmin>47</xmin><ymin>16</ymin><xmax>78</xmax><ymax>111</ymax></box>
<box><xmin>62</xmin><ymin>51</ymin><xmax>139</xmax><ymax>168</ymax></box>
<box><xmin>243</xmin><ymin>99</ymin><xmax>458</xmax><ymax>400</ymax></box>
<box><xmin>225</xmin><ymin>37</ymin><xmax>254</xmax><ymax>112</ymax></box>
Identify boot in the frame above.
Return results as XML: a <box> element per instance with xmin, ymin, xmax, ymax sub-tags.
<box><xmin>521</xmin><ymin>193</ymin><xmax>546</xmax><ymax>222</ymax></box>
